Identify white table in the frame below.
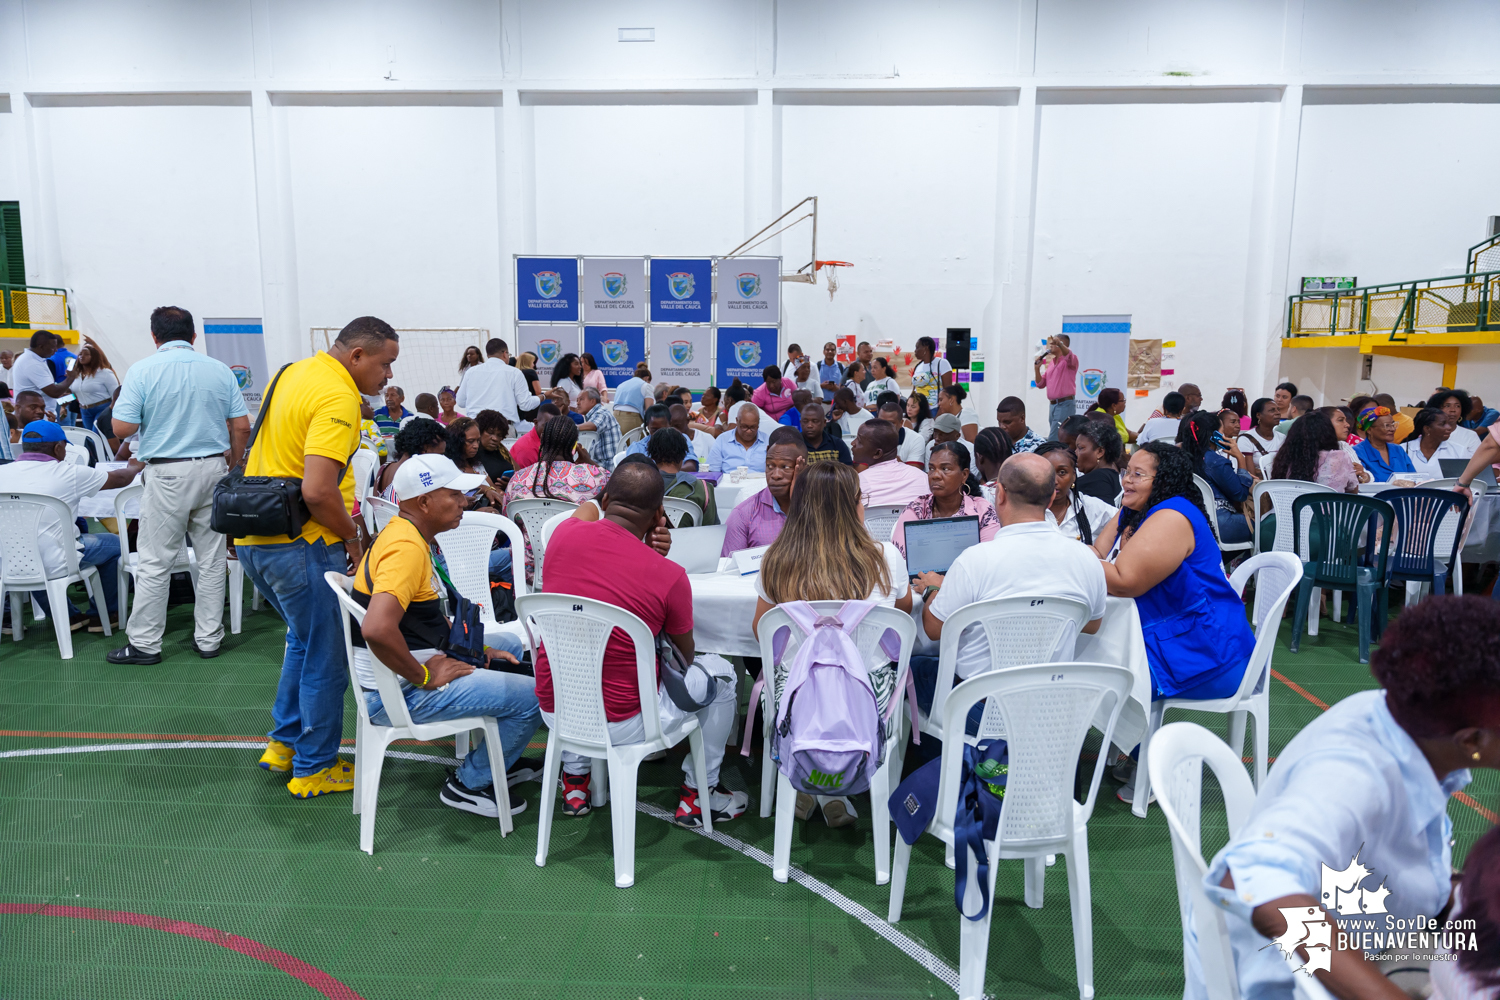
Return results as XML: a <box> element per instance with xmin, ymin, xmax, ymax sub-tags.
<box><xmin>1074</xmin><ymin>596</ymin><xmax>1153</xmax><ymax>753</ymax></box>
<box><xmin>688</xmin><ymin>571</ymin><xmax>762</xmax><ymax>657</ymax></box>
<box><xmin>76</xmin><ymin>463</ymin><xmax>138</xmax><ymax>520</ymax></box>
<box><xmin>710</xmin><ymin>474</ymin><xmax>767</xmax><ymax>512</ymax></box>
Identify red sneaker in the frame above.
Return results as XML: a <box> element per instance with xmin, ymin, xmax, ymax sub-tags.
<box><xmin>673</xmin><ymin>783</ymin><xmax>749</xmax><ymax>828</ymax></box>
<box><xmin>560</xmin><ymin>771</ymin><xmax>592</xmax><ymax>817</ymax></box>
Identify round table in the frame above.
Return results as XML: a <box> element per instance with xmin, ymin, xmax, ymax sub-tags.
<box><xmin>76</xmin><ymin>463</ymin><xmax>138</xmax><ymax>520</ymax></box>
<box><xmin>710</xmin><ymin>474</ymin><xmax>767</xmax><ymax>512</ymax></box>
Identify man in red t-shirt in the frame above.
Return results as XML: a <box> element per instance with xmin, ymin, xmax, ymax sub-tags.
<box><xmin>508</xmin><ymin>402</ymin><xmax>560</xmax><ymax>471</ymax></box>
<box><xmin>534</xmin><ymin>460</ymin><xmax>746</xmax><ymax>828</ymax></box>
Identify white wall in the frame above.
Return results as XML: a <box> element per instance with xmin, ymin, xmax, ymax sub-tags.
<box><xmin>2</xmin><ymin>0</ymin><xmax>1499</xmax><ymax>414</ymax></box>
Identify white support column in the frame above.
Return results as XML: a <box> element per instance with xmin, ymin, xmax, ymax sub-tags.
<box><xmin>1244</xmin><ymin>82</ymin><xmax>1304</xmax><ymax>396</ymax></box>
<box><xmin>987</xmin><ymin>84</ymin><xmax>1040</xmax><ymax>414</ymax></box>
<box><xmin>248</xmin><ymin>0</ymin><xmax>300</xmax><ymax>368</ymax></box>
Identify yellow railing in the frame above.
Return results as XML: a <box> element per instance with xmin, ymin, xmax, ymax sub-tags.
<box><xmin>3</xmin><ymin>286</ymin><xmax>70</xmax><ymax>329</ymax></box>
<box><xmin>1287</xmin><ymin>272</ymin><xmax>1500</xmax><ymax>339</ymax></box>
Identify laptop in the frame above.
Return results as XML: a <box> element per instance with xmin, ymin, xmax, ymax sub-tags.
<box><xmin>1438</xmin><ymin>458</ymin><xmax>1497</xmax><ymax>487</ymax></box>
<box><xmin>903</xmin><ymin>515</ymin><xmax>981</xmax><ymax>576</ymax></box>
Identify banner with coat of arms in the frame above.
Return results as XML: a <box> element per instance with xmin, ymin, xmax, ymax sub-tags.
<box><xmin>582</xmin><ymin>257</ymin><xmax>646</xmax><ymax>323</ymax></box>
<box><xmin>583</xmin><ymin>326</ymin><xmax>645</xmax><ymax>388</ymax></box>
<box><xmin>1060</xmin><ymin>314</ymin><xmax>1131</xmax><ymax>414</ymax></box>
<box><xmin>649</xmin><ymin>258</ymin><xmax>712</xmax><ymax>323</ymax></box>
<box><xmin>714</xmin><ymin>256</ymin><xmax>780</xmax><ymax>321</ymax></box>
<box><xmin>516</xmin><ymin>256</ymin><xmax>579</xmax><ymax>322</ymax></box>
<box><xmin>715</xmin><ymin>326</ymin><xmax>778</xmax><ymax>390</ymax></box>
<box><xmin>203</xmin><ymin>318</ymin><xmax>269</xmax><ymax>415</ymax></box>
<box><xmin>517</xmin><ymin>324</ymin><xmax>580</xmax><ymax>388</ymax></box>
<box><xmin>649</xmin><ymin>326</ymin><xmax>713</xmax><ymax>392</ymax></box>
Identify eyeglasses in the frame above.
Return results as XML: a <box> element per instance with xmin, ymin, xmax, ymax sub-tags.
<box><xmin>1121</xmin><ymin>468</ymin><xmax>1156</xmax><ymax>483</ymax></box>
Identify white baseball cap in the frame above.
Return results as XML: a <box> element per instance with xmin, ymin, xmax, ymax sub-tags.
<box><xmin>392</xmin><ymin>454</ymin><xmax>487</xmax><ymax>502</ymax></box>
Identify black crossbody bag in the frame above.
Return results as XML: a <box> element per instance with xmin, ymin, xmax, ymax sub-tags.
<box><xmin>210</xmin><ymin>363</ymin><xmax>347</xmax><ymax>537</ymax></box>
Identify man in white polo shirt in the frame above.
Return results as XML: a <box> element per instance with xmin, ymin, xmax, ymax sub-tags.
<box><xmin>11</xmin><ymin>331</ymin><xmax>81</xmax><ymax>418</ymax></box>
<box><xmin>455</xmin><ymin>338</ymin><xmax>540</xmax><ymax>429</ymax></box>
<box><xmin>911</xmin><ymin>452</ymin><xmax>1106</xmax><ymax>742</ymax></box>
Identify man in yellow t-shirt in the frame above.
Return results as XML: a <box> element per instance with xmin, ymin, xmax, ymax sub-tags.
<box><xmin>236</xmin><ymin>316</ymin><xmax>400</xmax><ymax>798</ymax></box>
<box><xmin>352</xmin><ymin>453</ymin><xmax>540</xmax><ymax>819</ymax></box>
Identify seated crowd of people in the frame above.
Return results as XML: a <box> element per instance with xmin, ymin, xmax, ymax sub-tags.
<box><xmin>4</xmin><ymin>319</ymin><xmax>1498</xmax><ymax>998</ymax></box>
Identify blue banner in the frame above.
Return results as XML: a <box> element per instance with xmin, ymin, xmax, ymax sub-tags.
<box><xmin>583</xmin><ymin>326</ymin><xmax>645</xmax><ymax>388</ymax></box>
<box><xmin>649</xmin><ymin>258</ymin><xmax>712</xmax><ymax>323</ymax></box>
<box><xmin>716</xmin><ymin>326</ymin><xmax>778</xmax><ymax>389</ymax></box>
<box><xmin>516</xmin><ymin>256</ymin><xmax>579</xmax><ymax>322</ymax></box>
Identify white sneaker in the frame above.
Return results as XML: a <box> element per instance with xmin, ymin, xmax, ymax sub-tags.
<box><xmin>818</xmin><ymin>795</ymin><xmax>859</xmax><ymax>828</ymax></box>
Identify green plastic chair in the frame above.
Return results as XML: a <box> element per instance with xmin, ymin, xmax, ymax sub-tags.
<box><xmin>1288</xmin><ymin>493</ymin><xmax>1394</xmax><ymax>664</ymax></box>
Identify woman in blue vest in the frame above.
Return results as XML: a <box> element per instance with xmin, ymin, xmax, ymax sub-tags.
<box><xmin>1090</xmin><ymin>440</ymin><xmax>1256</xmax><ymax>803</ymax></box>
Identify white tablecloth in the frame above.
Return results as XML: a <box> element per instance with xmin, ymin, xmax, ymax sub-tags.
<box><xmin>1463</xmin><ymin>493</ymin><xmax>1500</xmax><ymax>564</ymax></box>
<box><xmin>76</xmin><ymin>463</ymin><xmax>137</xmax><ymax>520</ymax></box>
<box><xmin>689</xmin><ymin>571</ymin><xmax>762</xmax><ymax>657</ymax></box>
<box><xmin>710</xmin><ymin>474</ymin><xmax>767</xmax><ymax>512</ymax></box>
<box><xmin>1074</xmin><ymin>595</ymin><xmax>1154</xmax><ymax>752</ymax></box>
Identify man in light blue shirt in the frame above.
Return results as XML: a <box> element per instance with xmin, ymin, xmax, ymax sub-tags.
<box><xmin>817</xmin><ymin>341</ymin><xmax>845</xmax><ymax>403</ymax></box>
<box><xmin>707</xmin><ymin>406</ymin><xmax>768</xmax><ymax>473</ymax></box>
<box><xmin>612</xmin><ymin>366</ymin><xmax>651</xmax><ymax>438</ymax></box>
<box><xmin>108</xmin><ymin>307</ymin><xmax>250</xmax><ymax>665</ymax></box>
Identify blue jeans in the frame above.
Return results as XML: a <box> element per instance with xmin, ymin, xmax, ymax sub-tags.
<box><xmin>365</xmin><ymin>633</ymin><xmax>538</xmax><ymax>790</ymax></box>
<box><xmin>32</xmin><ymin>532</ymin><xmax>120</xmax><ymax>617</ymax></box>
<box><xmin>909</xmin><ymin>654</ymin><xmax>986</xmax><ymax>763</ymax></box>
<box><xmin>237</xmin><ymin>539</ymin><xmax>349</xmax><ymax>777</ymax></box>
<box><xmin>1047</xmin><ymin>398</ymin><xmax>1075</xmax><ymax>441</ymax></box>
<box><xmin>1216</xmin><ymin>508</ymin><xmax>1252</xmax><ymax>544</ymax></box>
<box><xmin>487</xmin><ymin>545</ymin><xmax>513</xmax><ymax>584</ymax></box>
<box><xmin>80</xmin><ymin>402</ymin><xmax>110</xmax><ymax>438</ymax></box>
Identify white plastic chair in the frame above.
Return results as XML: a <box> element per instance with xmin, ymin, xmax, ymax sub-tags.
<box><xmin>1251</xmin><ymin>479</ymin><xmax>1334</xmax><ymax>559</ymax></box>
<box><xmin>112</xmin><ymin>484</ymin><xmax>199</xmax><ymax>632</ymax></box>
<box><xmin>920</xmin><ymin>595</ymin><xmax>1095</xmax><ymax>747</ymax></box>
<box><xmin>661</xmin><ymin>496</ymin><xmax>704</xmax><ymax>528</ymax></box>
<box><xmin>324</xmin><ymin>572</ymin><xmax>512</xmax><ymax>854</ymax></box>
<box><xmin>665</xmin><ymin>525</ymin><xmax>727</xmax><ymax>574</ymax></box>
<box><xmin>620</xmin><ymin>424</ymin><xmax>645</xmax><ymax>448</ymax></box>
<box><xmin>1149</xmin><ymin>721</ymin><xmax>1338</xmax><ymax>1000</ymax></box>
<box><xmin>0</xmin><ymin>492</ymin><xmax>113</xmax><ymax>658</ymax></box>
<box><xmin>62</xmin><ymin>443</ymin><xmax>88</xmax><ymax>465</ymax></box>
<box><xmin>225</xmin><ymin>555</ymin><xmax>262</xmax><ymax>635</ymax></box>
<box><xmin>1129</xmin><ymin>552</ymin><xmax>1302</xmax><ymax>820</ymax></box>
<box><xmin>755</xmin><ymin>602</ymin><xmax>916</xmax><ymax>885</ymax></box>
<box><xmin>888</xmin><ymin>662</ymin><xmax>1133</xmax><ymax>1000</ymax></box>
<box><xmin>1194</xmin><ymin>475</ymin><xmax>1253</xmax><ymax>557</ymax></box>
<box><xmin>363</xmin><ymin>495</ymin><xmax>399</xmax><ymax>535</ymax></box>
<box><xmin>62</xmin><ymin>425</ymin><xmax>110</xmax><ymax>464</ymax></box>
<box><xmin>1419</xmin><ymin>478</ymin><xmax>1488</xmax><ymax>597</ymax></box>
<box><xmin>862</xmin><ymin>504</ymin><xmax>908</xmax><ymax>544</ymax></box>
<box><xmin>520</xmin><ymin>592</ymin><xmax>712</xmax><ymax>888</ymax></box>
<box><xmin>507</xmin><ymin>497</ymin><xmax>579</xmax><ymax>593</ymax></box>
<box><xmin>349</xmin><ymin>447</ymin><xmax>381</xmax><ymax>508</ymax></box>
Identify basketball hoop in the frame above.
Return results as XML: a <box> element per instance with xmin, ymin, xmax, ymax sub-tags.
<box><xmin>815</xmin><ymin>260</ymin><xmax>853</xmax><ymax>300</ymax></box>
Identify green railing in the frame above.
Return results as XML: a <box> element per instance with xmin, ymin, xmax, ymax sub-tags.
<box><xmin>0</xmin><ymin>282</ymin><xmax>71</xmax><ymax>330</ymax></box>
<box><xmin>1286</xmin><ymin>269</ymin><xmax>1500</xmax><ymax>342</ymax></box>
<box><xmin>1467</xmin><ymin>232</ymin><xmax>1500</xmax><ymax>275</ymax></box>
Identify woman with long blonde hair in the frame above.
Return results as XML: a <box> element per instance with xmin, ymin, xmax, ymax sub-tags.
<box><xmin>750</xmin><ymin>461</ymin><xmax>911</xmax><ymax>828</ymax></box>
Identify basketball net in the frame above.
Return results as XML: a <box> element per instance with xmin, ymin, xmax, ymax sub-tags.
<box><xmin>815</xmin><ymin>260</ymin><xmax>853</xmax><ymax>301</ymax></box>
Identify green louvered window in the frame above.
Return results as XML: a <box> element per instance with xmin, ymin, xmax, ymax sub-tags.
<box><xmin>0</xmin><ymin>202</ymin><xmax>24</xmax><ymax>286</ymax></box>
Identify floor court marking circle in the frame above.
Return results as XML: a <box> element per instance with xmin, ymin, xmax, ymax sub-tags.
<box><xmin>0</xmin><ymin>741</ymin><xmax>964</xmax><ymax>993</ymax></box>
<box><xmin>0</xmin><ymin>903</ymin><xmax>365</xmax><ymax>1000</ymax></box>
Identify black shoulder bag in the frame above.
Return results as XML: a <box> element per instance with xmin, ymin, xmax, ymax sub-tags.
<box><xmin>211</xmin><ymin>364</ymin><xmax>348</xmax><ymax>537</ymax></box>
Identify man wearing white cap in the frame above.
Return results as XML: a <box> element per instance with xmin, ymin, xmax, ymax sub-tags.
<box><xmin>353</xmin><ymin>453</ymin><xmax>542</xmax><ymax>818</ymax></box>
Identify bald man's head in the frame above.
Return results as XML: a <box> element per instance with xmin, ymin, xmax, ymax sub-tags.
<box><xmin>995</xmin><ymin>453</ymin><xmax>1056</xmax><ymax>522</ymax></box>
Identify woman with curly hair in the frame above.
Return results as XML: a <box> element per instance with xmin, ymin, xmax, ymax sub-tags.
<box><xmin>1195</xmin><ymin>595</ymin><xmax>1500</xmax><ymax>1000</ymax></box>
<box><xmin>1176</xmin><ymin>409</ymin><xmax>1253</xmax><ymax>544</ymax></box>
<box><xmin>1073</xmin><ymin>420</ymin><xmax>1123</xmax><ymax>503</ymax></box>
<box><xmin>1091</xmin><ymin>441</ymin><xmax>1256</xmax><ymax>802</ymax></box>
<box><xmin>373</xmin><ymin>416</ymin><xmax>449</xmax><ymax>499</ymax></box>
<box><xmin>1270</xmin><ymin>409</ymin><xmax>1360</xmax><ymax>491</ymax></box>
<box><xmin>1428</xmin><ymin>389</ymin><xmax>1482</xmax><ymax>457</ymax></box>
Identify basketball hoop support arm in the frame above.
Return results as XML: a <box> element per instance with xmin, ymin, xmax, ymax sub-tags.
<box><xmin>726</xmin><ymin>196</ymin><xmax>818</xmax><ymax>283</ymax></box>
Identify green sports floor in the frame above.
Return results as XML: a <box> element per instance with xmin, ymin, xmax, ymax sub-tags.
<box><xmin>2</xmin><ymin>596</ymin><xmax>1495</xmax><ymax>1000</ymax></box>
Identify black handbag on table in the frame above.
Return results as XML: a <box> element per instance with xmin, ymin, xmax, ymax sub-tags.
<box><xmin>210</xmin><ymin>363</ymin><xmax>347</xmax><ymax>537</ymax></box>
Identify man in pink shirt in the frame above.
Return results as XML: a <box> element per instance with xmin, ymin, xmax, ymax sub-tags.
<box><xmin>852</xmin><ymin>420</ymin><xmax>928</xmax><ymax>509</ymax></box>
<box><xmin>750</xmin><ymin>365</ymin><xmax>795</xmax><ymax>419</ymax></box>
<box><xmin>1033</xmin><ymin>334</ymin><xmax>1079</xmax><ymax>442</ymax></box>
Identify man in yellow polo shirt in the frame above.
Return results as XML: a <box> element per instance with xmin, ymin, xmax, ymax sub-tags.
<box><xmin>236</xmin><ymin>316</ymin><xmax>399</xmax><ymax>798</ymax></box>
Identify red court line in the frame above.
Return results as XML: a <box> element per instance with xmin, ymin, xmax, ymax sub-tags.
<box><xmin>0</xmin><ymin>903</ymin><xmax>364</xmax><ymax>999</ymax></box>
<box><xmin>1271</xmin><ymin>670</ymin><xmax>1496</xmax><ymax>823</ymax></box>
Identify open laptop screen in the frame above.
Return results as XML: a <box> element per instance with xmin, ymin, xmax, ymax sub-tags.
<box><xmin>903</xmin><ymin>515</ymin><xmax>981</xmax><ymax>576</ymax></box>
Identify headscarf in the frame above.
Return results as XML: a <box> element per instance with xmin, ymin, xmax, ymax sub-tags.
<box><xmin>1356</xmin><ymin>404</ymin><xmax>1390</xmax><ymax>432</ymax></box>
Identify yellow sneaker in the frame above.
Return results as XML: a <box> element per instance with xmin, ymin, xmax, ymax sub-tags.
<box><xmin>258</xmin><ymin>739</ymin><xmax>294</xmax><ymax>772</ymax></box>
<box><xmin>286</xmin><ymin>762</ymin><xmax>355</xmax><ymax>798</ymax></box>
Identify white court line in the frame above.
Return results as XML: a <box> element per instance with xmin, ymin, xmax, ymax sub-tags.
<box><xmin>0</xmin><ymin>740</ymin><xmax>963</xmax><ymax>993</ymax></box>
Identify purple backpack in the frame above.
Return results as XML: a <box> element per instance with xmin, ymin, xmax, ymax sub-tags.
<box><xmin>770</xmin><ymin>600</ymin><xmax>886</xmax><ymax>796</ymax></box>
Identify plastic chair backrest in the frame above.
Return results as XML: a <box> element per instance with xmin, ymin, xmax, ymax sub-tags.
<box><xmin>938</xmin><ymin>663</ymin><xmax>1131</xmax><ymax>847</ymax></box>
<box><xmin>863</xmin><ymin>504</ymin><xmax>908</xmax><ymax>544</ymax></box>
<box><xmin>434</xmin><ymin>511</ymin><xmax>524</xmax><ymax>626</ymax></box>
<box><xmin>621</xmin><ymin>425</ymin><xmax>645</xmax><ymax>447</ymax></box>
<box><xmin>1422</xmin><ymin>477</ymin><xmax>1489</xmax><ymax>502</ymax></box>
<box><xmin>61</xmin><ymin>425</ymin><xmax>108</xmax><ymax>463</ymax></box>
<box><xmin>0</xmin><ymin>492</ymin><xmax>83</xmax><ymax>585</ymax></box>
<box><xmin>324</xmin><ymin>571</ymin><xmax>413</xmax><ymax>729</ymax></box>
<box><xmin>349</xmin><ymin>448</ymin><xmax>381</xmax><ymax>506</ymax></box>
<box><xmin>755</xmin><ymin>601</ymin><xmax>917</xmax><ymax>709</ymax></box>
<box><xmin>1225</xmin><ymin>553</ymin><xmax>1303</xmax><ymax>704</ymax></box>
<box><xmin>1291</xmin><ymin>493</ymin><xmax>1394</xmax><ymax>586</ymax></box>
<box><xmin>1382</xmin><ymin>487</ymin><xmax>1470</xmax><ymax>580</ymax></box>
<box><xmin>666</xmin><ymin>524</ymin><xmax>728</xmax><ymax>573</ymax></box>
<box><xmin>1251</xmin><ymin>479</ymin><xmax>1334</xmax><ymax>558</ymax></box>
<box><xmin>507</xmin><ymin>497</ymin><xmax>580</xmax><ymax>592</ymax></box>
<box><xmin>661</xmin><ymin>496</ymin><xmax>703</xmax><ymax>528</ymax></box>
<box><xmin>366</xmin><ymin>496</ymin><xmax>399</xmax><ymax>533</ymax></box>
<box><xmin>1192</xmin><ymin>475</ymin><xmax>1226</xmax><ymax>545</ymax></box>
<box><xmin>929</xmin><ymin>596</ymin><xmax>1094</xmax><ymax>738</ymax></box>
<box><xmin>515</xmin><ymin>592</ymin><xmax>663</xmax><ymax>749</ymax></box>
<box><xmin>1147</xmin><ymin>721</ymin><xmax>1257</xmax><ymax>1000</ymax></box>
